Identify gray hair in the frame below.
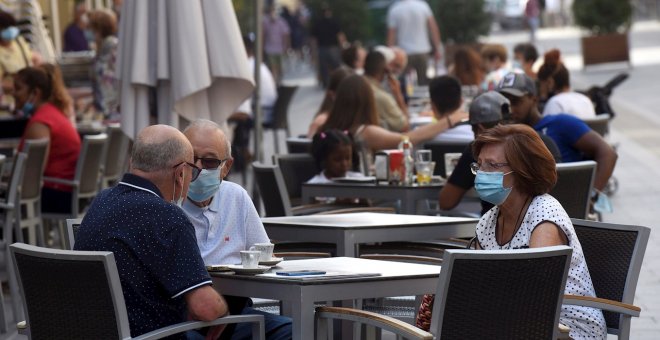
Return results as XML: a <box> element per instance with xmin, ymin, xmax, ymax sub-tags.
<box><xmin>131</xmin><ymin>135</ymin><xmax>189</xmax><ymax>172</ymax></box>
<box><xmin>184</xmin><ymin>119</ymin><xmax>232</xmax><ymax>158</ymax></box>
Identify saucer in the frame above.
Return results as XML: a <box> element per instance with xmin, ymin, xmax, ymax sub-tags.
<box><xmin>206</xmin><ymin>264</ymin><xmax>232</xmax><ymax>272</ymax></box>
<box><xmin>226</xmin><ymin>264</ymin><xmax>271</xmax><ymax>275</ymax></box>
<box><xmin>259</xmin><ymin>257</ymin><xmax>284</xmax><ymax>266</ymax></box>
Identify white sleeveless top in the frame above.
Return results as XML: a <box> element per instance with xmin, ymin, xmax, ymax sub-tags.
<box><xmin>476</xmin><ymin>194</ymin><xmax>607</xmax><ymax>339</ymax></box>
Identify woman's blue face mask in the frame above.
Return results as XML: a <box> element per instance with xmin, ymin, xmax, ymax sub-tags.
<box><xmin>474</xmin><ymin>170</ymin><xmax>514</xmax><ymax>206</ymax></box>
<box><xmin>1</xmin><ymin>26</ymin><xmax>19</xmax><ymax>41</ymax></box>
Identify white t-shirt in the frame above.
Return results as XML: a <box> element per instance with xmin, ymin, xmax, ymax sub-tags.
<box><xmin>236</xmin><ymin>57</ymin><xmax>277</xmax><ymax>117</ymax></box>
<box><xmin>387</xmin><ymin>0</ymin><xmax>434</xmax><ymax>54</ymax></box>
<box><xmin>431</xmin><ymin>124</ymin><xmax>474</xmax><ymax>143</ymax></box>
<box><xmin>542</xmin><ymin>92</ymin><xmax>596</xmax><ymax>119</ymax></box>
<box><xmin>476</xmin><ymin>194</ymin><xmax>607</xmax><ymax>339</ymax></box>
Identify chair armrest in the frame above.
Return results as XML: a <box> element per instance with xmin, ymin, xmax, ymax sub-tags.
<box><xmin>315</xmin><ymin>306</ymin><xmax>433</xmax><ymax>340</ymax></box>
<box><xmin>563</xmin><ymin>294</ymin><xmax>641</xmax><ymax>317</ymax></box>
<box><xmin>133</xmin><ymin>314</ymin><xmax>265</xmax><ymax>340</ymax></box>
<box><xmin>557</xmin><ymin>323</ymin><xmax>571</xmax><ymax>339</ymax></box>
<box><xmin>43</xmin><ymin>176</ymin><xmax>79</xmax><ymax>187</ymax></box>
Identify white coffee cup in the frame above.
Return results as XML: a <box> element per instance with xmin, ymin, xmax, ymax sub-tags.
<box><xmin>250</xmin><ymin>243</ymin><xmax>275</xmax><ymax>262</ymax></box>
<box><xmin>240</xmin><ymin>250</ymin><xmax>261</xmax><ymax>269</ymax></box>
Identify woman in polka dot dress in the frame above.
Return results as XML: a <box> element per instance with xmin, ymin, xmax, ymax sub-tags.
<box><xmin>471</xmin><ymin>124</ymin><xmax>606</xmax><ymax>339</ymax></box>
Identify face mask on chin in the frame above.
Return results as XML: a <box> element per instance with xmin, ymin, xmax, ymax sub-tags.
<box><xmin>187</xmin><ymin>168</ymin><xmax>222</xmax><ymax>202</ymax></box>
<box><xmin>474</xmin><ymin>170</ymin><xmax>514</xmax><ymax>206</ymax></box>
<box><xmin>171</xmin><ymin>172</ymin><xmax>185</xmax><ymax>208</ymax></box>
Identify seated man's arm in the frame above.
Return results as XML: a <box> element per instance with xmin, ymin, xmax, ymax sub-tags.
<box><xmin>573</xmin><ymin>130</ymin><xmax>618</xmax><ymax>192</ymax></box>
<box><xmin>185</xmin><ymin>285</ymin><xmax>228</xmax><ymax>321</ymax></box>
<box><xmin>439</xmin><ymin>183</ymin><xmax>469</xmax><ymax>210</ymax></box>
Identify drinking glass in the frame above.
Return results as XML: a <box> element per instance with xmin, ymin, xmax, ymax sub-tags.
<box><xmin>416</xmin><ymin>150</ymin><xmax>432</xmax><ymax>163</ymax></box>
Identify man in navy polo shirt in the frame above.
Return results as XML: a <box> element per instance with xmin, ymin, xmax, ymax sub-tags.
<box><xmin>496</xmin><ymin>72</ymin><xmax>618</xmax><ymax>196</ymax></box>
<box><xmin>75</xmin><ymin>125</ymin><xmax>228</xmax><ymax>338</ymax></box>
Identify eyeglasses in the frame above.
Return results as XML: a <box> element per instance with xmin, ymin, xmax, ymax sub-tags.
<box><xmin>470</xmin><ymin>162</ymin><xmax>509</xmax><ymax>175</ymax></box>
<box><xmin>173</xmin><ymin>162</ymin><xmax>201</xmax><ymax>181</ymax></box>
<box><xmin>194</xmin><ymin>157</ymin><xmax>228</xmax><ymax>170</ymax></box>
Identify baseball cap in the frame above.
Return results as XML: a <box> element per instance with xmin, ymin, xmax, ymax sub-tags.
<box><xmin>496</xmin><ymin>72</ymin><xmax>537</xmax><ymax>97</ymax></box>
<box><xmin>469</xmin><ymin>91</ymin><xmax>510</xmax><ymax>124</ymax></box>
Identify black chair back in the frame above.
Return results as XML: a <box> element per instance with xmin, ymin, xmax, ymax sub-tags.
<box><xmin>285</xmin><ymin>137</ymin><xmax>312</xmax><ymax>154</ymax></box>
<box><xmin>11</xmin><ymin>243</ymin><xmax>131</xmax><ymax>339</ymax></box>
<box><xmin>550</xmin><ymin>160</ymin><xmax>596</xmax><ymax>219</ymax></box>
<box><xmin>274</xmin><ymin>154</ymin><xmax>317</xmax><ymax>205</ymax></box>
<box><xmin>252</xmin><ymin>162</ymin><xmax>291</xmax><ymax>217</ymax></box>
<box><xmin>266</xmin><ymin>85</ymin><xmax>298</xmax><ymax>130</ymax></box>
<box><xmin>570</xmin><ymin>219</ymin><xmax>650</xmax><ymax>334</ymax></box>
<box><xmin>432</xmin><ymin>247</ymin><xmax>572</xmax><ymax>339</ymax></box>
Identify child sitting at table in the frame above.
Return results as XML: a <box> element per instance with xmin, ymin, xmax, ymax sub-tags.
<box><xmin>308</xmin><ymin>129</ymin><xmax>365</xmax><ymax>204</ymax></box>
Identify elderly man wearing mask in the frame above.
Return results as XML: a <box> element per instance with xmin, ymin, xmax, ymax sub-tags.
<box><xmin>182</xmin><ymin>119</ymin><xmax>293</xmax><ymax>340</ymax></box>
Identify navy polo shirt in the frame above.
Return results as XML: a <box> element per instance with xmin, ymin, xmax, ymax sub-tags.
<box><xmin>75</xmin><ymin>173</ymin><xmax>211</xmax><ymax>338</ymax></box>
<box><xmin>534</xmin><ymin>114</ymin><xmax>590</xmax><ymax>162</ymax></box>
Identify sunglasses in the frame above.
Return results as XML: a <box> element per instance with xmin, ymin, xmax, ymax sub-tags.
<box><xmin>194</xmin><ymin>157</ymin><xmax>228</xmax><ymax>170</ymax></box>
<box><xmin>173</xmin><ymin>162</ymin><xmax>201</xmax><ymax>181</ymax></box>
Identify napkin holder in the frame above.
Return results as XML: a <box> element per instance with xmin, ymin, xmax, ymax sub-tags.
<box><xmin>374</xmin><ymin>150</ymin><xmax>403</xmax><ymax>183</ymax></box>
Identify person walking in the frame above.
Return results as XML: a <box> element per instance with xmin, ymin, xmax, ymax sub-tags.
<box><xmin>525</xmin><ymin>0</ymin><xmax>541</xmax><ymax>43</ymax></box>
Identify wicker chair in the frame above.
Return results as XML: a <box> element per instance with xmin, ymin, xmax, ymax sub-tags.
<box><xmin>565</xmin><ymin>219</ymin><xmax>650</xmax><ymax>339</ymax></box>
<box><xmin>263</xmin><ymin>85</ymin><xmax>298</xmax><ymax>154</ymax></box>
<box><xmin>101</xmin><ymin>125</ymin><xmax>130</xmax><ymax>189</ymax></box>
<box><xmin>0</xmin><ymin>153</ymin><xmax>27</xmax><ymax>332</ymax></box>
<box><xmin>16</xmin><ymin>139</ymin><xmax>49</xmax><ymax>246</ymax></box>
<box><xmin>316</xmin><ymin>246</ymin><xmax>573</xmax><ymax>340</ymax></box>
<box><xmin>422</xmin><ymin>140</ymin><xmax>470</xmax><ymax>178</ymax></box>
<box><xmin>10</xmin><ymin>243</ymin><xmax>264</xmax><ymax>339</ymax></box>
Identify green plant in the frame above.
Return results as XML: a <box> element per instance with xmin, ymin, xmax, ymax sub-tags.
<box><xmin>430</xmin><ymin>0</ymin><xmax>491</xmax><ymax>44</ymax></box>
<box><xmin>572</xmin><ymin>0</ymin><xmax>633</xmax><ymax>35</ymax></box>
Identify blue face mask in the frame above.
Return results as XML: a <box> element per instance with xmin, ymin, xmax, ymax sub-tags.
<box><xmin>21</xmin><ymin>96</ymin><xmax>36</xmax><ymax>117</ymax></box>
<box><xmin>187</xmin><ymin>168</ymin><xmax>222</xmax><ymax>202</ymax></box>
<box><xmin>474</xmin><ymin>170</ymin><xmax>513</xmax><ymax>206</ymax></box>
<box><xmin>1</xmin><ymin>26</ymin><xmax>19</xmax><ymax>41</ymax></box>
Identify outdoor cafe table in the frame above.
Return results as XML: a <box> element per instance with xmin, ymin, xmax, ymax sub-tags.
<box><xmin>210</xmin><ymin>257</ymin><xmax>440</xmax><ymax>340</ymax></box>
<box><xmin>262</xmin><ymin>212</ymin><xmax>478</xmax><ymax>257</ymax></box>
<box><xmin>301</xmin><ymin>182</ymin><xmax>443</xmax><ymax>215</ymax></box>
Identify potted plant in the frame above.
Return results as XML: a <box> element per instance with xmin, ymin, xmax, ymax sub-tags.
<box><xmin>430</xmin><ymin>0</ymin><xmax>491</xmax><ymax>66</ymax></box>
<box><xmin>572</xmin><ymin>0</ymin><xmax>633</xmax><ymax>67</ymax></box>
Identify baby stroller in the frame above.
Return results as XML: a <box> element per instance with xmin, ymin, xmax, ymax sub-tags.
<box><xmin>579</xmin><ymin>73</ymin><xmax>629</xmax><ymax>198</ymax></box>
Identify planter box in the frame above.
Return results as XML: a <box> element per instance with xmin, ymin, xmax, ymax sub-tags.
<box><xmin>581</xmin><ymin>33</ymin><xmax>630</xmax><ymax>67</ymax></box>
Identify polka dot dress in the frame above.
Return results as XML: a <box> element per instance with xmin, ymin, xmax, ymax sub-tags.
<box><xmin>476</xmin><ymin>194</ymin><xmax>607</xmax><ymax>339</ymax></box>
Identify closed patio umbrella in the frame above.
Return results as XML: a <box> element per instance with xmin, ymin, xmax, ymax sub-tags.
<box><xmin>118</xmin><ymin>0</ymin><xmax>254</xmax><ymax>139</ymax></box>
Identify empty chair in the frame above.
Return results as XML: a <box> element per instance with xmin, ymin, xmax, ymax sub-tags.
<box><xmin>422</xmin><ymin>140</ymin><xmax>470</xmax><ymax>178</ymax></box>
<box><xmin>10</xmin><ymin>243</ymin><xmax>265</xmax><ymax>339</ymax></box>
<box><xmin>263</xmin><ymin>85</ymin><xmax>298</xmax><ymax>154</ymax></box>
<box><xmin>16</xmin><ymin>139</ymin><xmax>49</xmax><ymax>245</ymax></box>
<box><xmin>101</xmin><ymin>124</ymin><xmax>130</xmax><ymax>189</ymax></box>
<box><xmin>316</xmin><ymin>246</ymin><xmax>573</xmax><ymax>340</ymax></box>
<box><xmin>565</xmin><ymin>219</ymin><xmax>651</xmax><ymax>339</ymax></box>
<box><xmin>285</xmin><ymin>136</ymin><xmax>312</xmax><ymax>154</ymax></box>
<box><xmin>251</xmin><ymin>162</ymin><xmax>335</xmax><ymax>217</ymax></box>
<box><xmin>41</xmin><ymin>134</ymin><xmax>107</xmax><ymax>246</ymax></box>
<box><xmin>550</xmin><ymin>160</ymin><xmax>596</xmax><ymax>219</ymax></box>
<box><xmin>0</xmin><ymin>153</ymin><xmax>27</xmax><ymax>332</ymax></box>
<box><xmin>582</xmin><ymin>114</ymin><xmax>611</xmax><ymax>137</ymax></box>
<box><xmin>273</xmin><ymin>154</ymin><xmax>317</xmax><ymax>206</ymax></box>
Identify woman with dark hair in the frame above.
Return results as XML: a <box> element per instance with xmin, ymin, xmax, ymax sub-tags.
<box><xmin>538</xmin><ymin>49</ymin><xmax>595</xmax><ymax>119</ymax></box>
<box><xmin>306</xmin><ymin>67</ymin><xmax>353</xmax><ymax>137</ymax></box>
<box><xmin>472</xmin><ymin>124</ymin><xmax>606</xmax><ymax>338</ymax></box>
<box><xmin>16</xmin><ymin>67</ymin><xmax>81</xmax><ymax>213</ymax></box>
<box><xmin>88</xmin><ymin>9</ymin><xmax>119</xmax><ymax>120</ymax></box>
<box><xmin>319</xmin><ymin>75</ymin><xmax>466</xmax><ymax>169</ymax></box>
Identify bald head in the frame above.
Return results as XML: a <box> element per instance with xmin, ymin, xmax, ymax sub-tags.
<box><xmin>131</xmin><ymin>125</ymin><xmax>192</xmax><ymax>172</ymax></box>
<box><xmin>391</xmin><ymin>47</ymin><xmax>408</xmax><ymax>76</ymax></box>
<box><xmin>183</xmin><ymin>119</ymin><xmax>231</xmax><ymax>159</ymax></box>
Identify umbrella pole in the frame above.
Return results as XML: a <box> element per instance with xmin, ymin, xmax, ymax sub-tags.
<box><xmin>252</xmin><ymin>0</ymin><xmax>264</xmax><ymax>210</ymax></box>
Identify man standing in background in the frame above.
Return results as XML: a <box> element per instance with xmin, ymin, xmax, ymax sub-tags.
<box><xmin>311</xmin><ymin>3</ymin><xmax>346</xmax><ymax>88</ymax></box>
<box><xmin>386</xmin><ymin>0</ymin><xmax>442</xmax><ymax>85</ymax></box>
<box><xmin>262</xmin><ymin>5</ymin><xmax>290</xmax><ymax>84</ymax></box>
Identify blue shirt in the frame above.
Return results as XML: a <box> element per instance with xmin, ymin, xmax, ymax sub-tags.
<box><xmin>75</xmin><ymin>173</ymin><xmax>211</xmax><ymax>338</ymax></box>
<box><xmin>534</xmin><ymin>114</ymin><xmax>590</xmax><ymax>162</ymax></box>
<box><xmin>182</xmin><ymin>181</ymin><xmax>269</xmax><ymax>265</ymax></box>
